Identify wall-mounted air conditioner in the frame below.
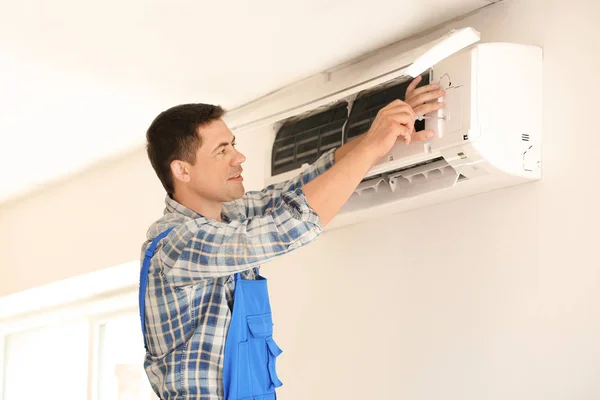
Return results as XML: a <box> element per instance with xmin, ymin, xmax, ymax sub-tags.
<box><xmin>224</xmin><ymin>28</ymin><xmax>542</xmax><ymax>229</ymax></box>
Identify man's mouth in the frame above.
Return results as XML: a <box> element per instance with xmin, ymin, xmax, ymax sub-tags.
<box><xmin>228</xmin><ymin>172</ymin><xmax>243</xmax><ymax>182</ymax></box>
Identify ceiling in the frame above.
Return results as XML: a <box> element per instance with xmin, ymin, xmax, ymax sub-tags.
<box><xmin>0</xmin><ymin>0</ymin><xmax>493</xmax><ymax>204</ymax></box>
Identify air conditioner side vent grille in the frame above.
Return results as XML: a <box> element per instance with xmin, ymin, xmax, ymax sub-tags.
<box><xmin>361</xmin><ymin>156</ymin><xmax>445</xmax><ymax>183</ymax></box>
<box><xmin>271</xmin><ymin>102</ymin><xmax>348</xmax><ymax>176</ymax></box>
<box><xmin>344</xmin><ymin>73</ymin><xmax>431</xmax><ymax>143</ymax></box>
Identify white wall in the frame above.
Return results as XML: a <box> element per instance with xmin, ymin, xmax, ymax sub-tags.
<box><xmin>0</xmin><ymin>149</ymin><xmax>163</xmax><ymax>295</ymax></box>
<box><xmin>1</xmin><ymin>0</ymin><xmax>599</xmax><ymax>398</ymax></box>
<box><xmin>262</xmin><ymin>1</ymin><xmax>600</xmax><ymax>399</ymax></box>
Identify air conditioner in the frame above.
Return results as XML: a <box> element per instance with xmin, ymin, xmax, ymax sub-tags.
<box><xmin>224</xmin><ymin>28</ymin><xmax>542</xmax><ymax>230</ymax></box>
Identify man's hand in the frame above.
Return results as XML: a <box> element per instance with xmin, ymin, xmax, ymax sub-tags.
<box><xmin>405</xmin><ymin>75</ymin><xmax>446</xmax><ymax>136</ymax></box>
<box><xmin>358</xmin><ymin>99</ymin><xmax>420</xmax><ymax>161</ymax></box>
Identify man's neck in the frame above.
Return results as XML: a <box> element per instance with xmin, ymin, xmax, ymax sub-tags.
<box><xmin>173</xmin><ymin>192</ymin><xmax>223</xmax><ymax>222</ymax></box>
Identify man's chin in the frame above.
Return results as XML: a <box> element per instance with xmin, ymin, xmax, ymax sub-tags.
<box><xmin>228</xmin><ymin>185</ymin><xmax>245</xmax><ymax>200</ymax></box>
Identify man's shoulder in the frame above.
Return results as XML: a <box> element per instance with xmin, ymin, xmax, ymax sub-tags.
<box><xmin>140</xmin><ymin>212</ymin><xmax>208</xmax><ymax>267</ymax></box>
<box><xmin>143</xmin><ymin>212</ymin><xmax>196</xmax><ymax>247</ymax></box>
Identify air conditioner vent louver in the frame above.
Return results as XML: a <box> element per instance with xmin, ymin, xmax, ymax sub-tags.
<box><xmin>271</xmin><ymin>102</ymin><xmax>348</xmax><ymax>176</ymax></box>
<box><xmin>353</xmin><ymin>156</ymin><xmax>457</xmax><ymax>195</ymax></box>
<box><xmin>346</xmin><ymin>156</ymin><xmax>461</xmax><ymax>213</ymax></box>
<box><xmin>344</xmin><ymin>74</ymin><xmax>430</xmax><ymax>143</ymax></box>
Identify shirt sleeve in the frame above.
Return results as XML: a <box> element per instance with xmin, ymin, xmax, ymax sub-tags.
<box><xmin>232</xmin><ymin>148</ymin><xmax>336</xmax><ymax>218</ymax></box>
<box><xmin>158</xmin><ymin>187</ymin><xmax>324</xmax><ymax>285</ymax></box>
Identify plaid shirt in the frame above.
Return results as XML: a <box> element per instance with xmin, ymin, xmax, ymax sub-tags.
<box><xmin>141</xmin><ymin>149</ymin><xmax>335</xmax><ymax>399</ymax></box>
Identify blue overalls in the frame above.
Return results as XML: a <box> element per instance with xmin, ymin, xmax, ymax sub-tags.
<box><xmin>222</xmin><ymin>271</ymin><xmax>283</xmax><ymax>400</ymax></box>
<box><xmin>139</xmin><ymin>229</ymin><xmax>284</xmax><ymax>399</ymax></box>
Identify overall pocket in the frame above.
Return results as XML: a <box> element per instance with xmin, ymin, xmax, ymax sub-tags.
<box><xmin>246</xmin><ymin>313</ymin><xmax>283</xmax><ymax>391</ymax></box>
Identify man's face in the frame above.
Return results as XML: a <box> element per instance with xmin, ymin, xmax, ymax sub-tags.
<box><xmin>186</xmin><ymin>119</ymin><xmax>247</xmax><ymax>203</ymax></box>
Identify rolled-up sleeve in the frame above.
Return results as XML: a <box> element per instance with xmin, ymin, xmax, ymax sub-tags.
<box><xmin>232</xmin><ymin>148</ymin><xmax>336</xmax><ymax>218</ymax></box>
<box><xmin>159</xmin><ymin>187</ymin><xmax>323</xmax><ymax>285</ymax></box>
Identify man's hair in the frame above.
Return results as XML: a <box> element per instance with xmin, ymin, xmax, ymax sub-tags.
<box><xmin>146</xmin><ymin>103</ymin><xmax>225</xmax><ymax>196</ymax></box>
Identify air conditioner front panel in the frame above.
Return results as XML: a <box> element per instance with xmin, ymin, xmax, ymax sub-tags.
<box><xmin>338</xmin><ymin>42</ymin><xmax>542</xmax><ymax>224</ymax></box>
<box><xmin>246</xmin><ymin>31</ymin><xmax>542</xmax><ymax>230</ymax></box>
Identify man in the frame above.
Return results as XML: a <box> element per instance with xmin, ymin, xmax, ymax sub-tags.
<box><xmin>140</xmin><ymin>76</ymin><xmax>445</xmax><ymax>399</ymax></box>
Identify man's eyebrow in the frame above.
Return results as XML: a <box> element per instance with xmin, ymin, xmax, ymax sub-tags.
<box><xmin>211</xmin><ymin>136</ymin><xmax>236</xmax><ymax>153</ymax></box>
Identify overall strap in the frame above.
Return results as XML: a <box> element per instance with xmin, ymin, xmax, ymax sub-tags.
<box><xmin>139</xmin><ymin>227</ymin><xmax>174</xmax><ymax>350</ymax></box>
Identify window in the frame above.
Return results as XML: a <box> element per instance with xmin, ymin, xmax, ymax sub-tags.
<box><xmin>3</xmin><ymin>320</ymin><xmax>90</xmax><ymax>400</ymax></box>
<box><xmin>96</xmin><ymin>314</ymin><xmax>158</xmax><ymax>400</ymax></box>
<box><xmin>0</xmin><ymin>261</ymin><xmax>157</xmax><ymax>400</ymax></box>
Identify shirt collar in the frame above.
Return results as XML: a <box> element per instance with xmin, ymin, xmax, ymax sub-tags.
<box><xmin>164</xmin><ymin>195</ymin><xmax>233</xmax><ymax>223</ymax></box>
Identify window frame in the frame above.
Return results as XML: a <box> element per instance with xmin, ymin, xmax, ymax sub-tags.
<box><xmin>0</xmin><ymin>261</ymin><xmax>145</xmax><ymax>400</ymax></box>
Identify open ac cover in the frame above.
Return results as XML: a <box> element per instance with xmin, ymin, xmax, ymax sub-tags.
<box><xmin>224</xmin><ymin>27</ymin><xmax>543</xmax><ymax>229</ymax></box>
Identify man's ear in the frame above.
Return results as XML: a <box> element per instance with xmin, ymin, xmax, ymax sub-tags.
<box><xmin>170</xmin><ymin>160</ymin><xmax>191</xmax><ymax>184</ymax></box>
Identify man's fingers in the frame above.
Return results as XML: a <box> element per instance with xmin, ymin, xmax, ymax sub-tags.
<box><xmin>411</xmin><ymin>129</ymin><xmax>435</xmax><ymax>142</ymax></box>
<box><xmin>414</xmin><ymin>102</ymin><xmax>445</xmax><ymax>116</ymax></box>
<box><xmin>405</xmin><ymin>76</ymin><xmax>422</xmax><ymax>98</ymax></box>
<box><xmin>384</xmin><ymin>106</ymin><xmax>416</xmax><ymax>119</ymax></box>
<box><xmin>382</xmin><ymin>101</ymin><xmax>416</xmax><ymax>117</ymax></box>
<box><xmin>408</xmin><ymin>90</ymin><xmax>445</xmax><ymax>107</ymax></box>
<box><xmin>386</xmin><ymin>113</ymin><xmax>415</xmax><ymax>132</ymax></box>
<box><xmin>410</xmin><ymin>82</ymin><xmax>441</xmax><ymax>97</ymax></box>
<box><xmin>398</xmin><ymin>128</ymin><xmax>412</xmax><ymax>145</ymax></box>
<box><xmin>380</xmin><ymin>100</ymin><xmax>411</xmax><ymax>119</ymax></box>
<box><xmin>381</xmin><ymin>99</ymin><xmax>408</xmax><ymax>109</ymax></box>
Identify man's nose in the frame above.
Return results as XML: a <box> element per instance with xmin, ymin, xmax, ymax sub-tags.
<box><xmin>232</xmin><ymin>149</ymin><xmax>246</xmax><ymax>166</ymax></box>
